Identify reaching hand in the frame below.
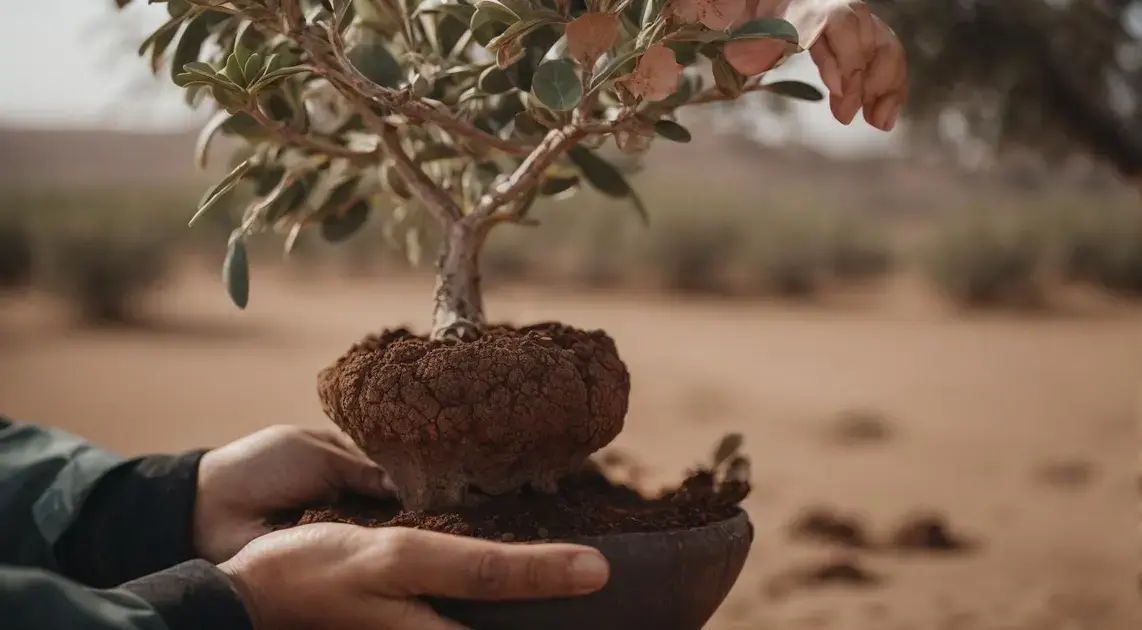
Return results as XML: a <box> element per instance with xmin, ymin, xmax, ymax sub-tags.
<box><xmin>219</xmin><ymin>523</ymin><xmax>611</xmax><ymax>630</ymax></box>
<box><xmin>723</xmin><ymin>0</ymin><xmax>908</xmax><ymax>131</ymax></box>
<box><xmin>194</xmin><ymin>425</ymin><xmax>394</xmax><ymax>564</ymax></box>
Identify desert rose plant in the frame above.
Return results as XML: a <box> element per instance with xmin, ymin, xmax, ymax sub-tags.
<box><xmin>116</xmin><ymin>2</ymin><xmax>890</xmax><ymax>627</ymax></box>
<box><xmin>117</xmin><ymin>0</ymin><xmax>838</xmax><ymax>514</ymax></box>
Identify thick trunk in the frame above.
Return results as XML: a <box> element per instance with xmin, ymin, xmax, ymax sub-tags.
<box><xmin>431</xmin><ymin>222</ymin><xmax>486</xmax><ymax>341</ymax></box>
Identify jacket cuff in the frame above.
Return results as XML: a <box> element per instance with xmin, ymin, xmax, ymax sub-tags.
<box><xmin>119</xmin><ymin>559</ymin><xmax>253</xmax><ymax>630</ymax></box>
<box><xmin>55</xmin><ymin>450</ymin><xmax>207</xmax><ymax>588</ymax></box>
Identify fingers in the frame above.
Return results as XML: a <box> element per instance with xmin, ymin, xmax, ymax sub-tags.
<box><xmin>821</xmin><ymin>4</ymin><xmax>874</xmax><ymax>81</ymax></box>
<box><xmin>861</xmin><ymin>19</ymin><xmax>907</xmax><ymax>130</ymax></box>
<box><xmin>300</xmin><ymin>427</ymin><xmax>395</xmax><ymax>497</ymax></box>
<box><xmin>303</xmin><ymin>426</ymin><xmax>367</xmax><ymax>458</ymax></box>
<box><xmin>809</xmin><ymin>37</ymin><xmax>843</xmax><ymax>96</ymax></box>
<box><xmin>320</xmin><ymin>441</ymin><xmax>396</xmax><ymax>498</ymax></box>
<box><xmin>373</xmin><ymin>529</ymin><xmax>610</xmax><ymax>601</ymax></box>
<box><xmin>812</xmin><ymin>7</ymin><xmax>905</xmax><ymax>130</ymax></box>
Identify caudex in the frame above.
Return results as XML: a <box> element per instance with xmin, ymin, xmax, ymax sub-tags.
<box><xmin>121</xmin><ymin>0</ymin><xmax>827</xmax><ymax>512</ymax></box>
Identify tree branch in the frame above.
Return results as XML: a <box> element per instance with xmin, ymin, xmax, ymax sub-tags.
<box><xmin>378</xmin><ymin>124</ymin><xmax>464</xmax><ymax>225</ymax></box>
<box><xmin>247</xmin><ymin>102</ymin><xmax>376</xmax><ymax>160</ymax></box>
<box><xmin>311</xmin><ymin>21</ymin><xmax>532</xmax><ymax>157</ymax></box>
<box><xmin>470</xmin><ymin>125</ymin><xmax>587</xmax><ymax>221</ymax></box>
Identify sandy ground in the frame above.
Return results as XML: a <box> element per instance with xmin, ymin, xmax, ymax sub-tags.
<box><xmin>1</xmin><ymin>269</ymin><xmax>1139</xmax><ymax>629</ymax></box>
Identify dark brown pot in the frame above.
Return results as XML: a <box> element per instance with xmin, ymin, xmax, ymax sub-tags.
<box><xmin>424</xmin><ymin>509</ymin><xmax>753</xmax><ymax>630</ymax></box>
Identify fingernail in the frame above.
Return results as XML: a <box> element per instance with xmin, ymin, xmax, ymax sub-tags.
<box><xmin>569</xmin><ymin>552</ymin><xmax>609</xmax><ymax>591</ymax></box>
<box><xmin>886</xmin><ymin>110</ymin><xmax>899</xmax><ymax>130</ymax></box>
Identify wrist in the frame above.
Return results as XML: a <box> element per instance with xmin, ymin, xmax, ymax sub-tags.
<box><xmin>56</xmin><ymin>449</ymin><xmax>208</xmax><ymax>587</ymax></box>
<box><xmin>120</xmin><ymin>559</ymin><xmax>254</xmax><ymax>630</ymax></box>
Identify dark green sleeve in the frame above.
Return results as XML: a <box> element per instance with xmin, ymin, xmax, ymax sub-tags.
<box><xmin>0</xmin><ymin>416</ymin><xmax>124</xmax><ymax>571</ymax></box>
<box><xmin>0</xmin><ymin>565</ymin><xmax>166</xmax><ymax>630</ymax></box>
<box><xmin>0</xmin><ymin>416</ymin><xmax>206</xmax><ymax>586</ymax></box>
<box><xmin>1</xmin><ymin>561</ymin><xmax>253</xmax><ymax>630</ymax></box>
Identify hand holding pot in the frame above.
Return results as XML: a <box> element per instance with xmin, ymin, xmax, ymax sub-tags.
<box><xmin>194</xmin><ymin>425</ymin><xmax>394</xmax><ymax>563</ymax></box>
<box><xmin>219</xmin><ymin>523</ymin><xmax>611</xmax><ymax>630</ymax></box>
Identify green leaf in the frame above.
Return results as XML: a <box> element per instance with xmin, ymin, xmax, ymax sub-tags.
<box><xmin>321</xmin><ymin>201</ymin><xmax>371</xmax><ymax>242</ymax></box>
<box><xmin>249</xmin><ymin>66</ymin><xmax>313</xmax><ymax>92</ymax></box>
<box><xmin>471</xmin><ymin>2</ymin><xmax>518</xmax><ymax>28</ymax></box>
<box><xmin>531</xmin><ymin>59</ymin><xmax>582</xmax><ymax>111</ymax></box>
<box><xmin>167</xmin><ymin>0</ymin><xmax>192</xmax><ymax>18</ymax></box>
<box><xmin>474</xmin><ymin>0</ymin><xmax>525</xmax><ymax>21</ymax></box>
<box><xmin>540</xmin><ymin>175</ymin><xmax>579</xmax><ymax>196</ymax></box>
<box><xmin>223</xmin><ymin>52</ymin><xmax>246</xmax><ymax>85</ymax></box>
<box><xmin>414</xmin><ymin>0</ymin><xmax>476</xmax><ymax>22</ymax></box>
<box><xmin>222</xmin><ymin>237</ymin><xmax>250</xmax><ymax>309</ymax></box>
<box><xmin>190</xmin><ymin>160</ymin><xmax>252</xmax><ymax>226</ymax></box>
<box><xmin>712</xmin><ymin>55</ymin><xmax>745</xmax><ymax>97</ymax></box>
<box><xmin>137</xmin><ymin>16</ymin><xmax>183</xmax><ymax>58</ymax></box>
<box><xmin>760</xmin><ymin>80</ymin><xmax>824</xmax><ymax>101</ymax></box>
<box><xmin>729</xmin><ymin>18</ymin><xmax>799</xmax><ymax>44</ymax></box>
<box><xmin>346</xmin><ymin>36</ymin><xmax>403</xmax><ymax>88</ymax></box>
<box><xmin>149</xmin><ymin>21</ymin><xmax>181</xmax><ymax>74</ymax></box>
<box><xmin>653</xmin><ymin>119</ymin><xmax>692</xmax><ymax>143</ymax></box>
<box><xmin>195</xmin><ymin>110</ymin><xmax>233</xmax><ymax>170</ymax></box>
<box><xmin>170</xmin><ymin>11</ymin><xmax>220</xmax><ymax>82</ymax></box>
<box><xmin>478</xmin><ymin>65</ymin><xmax>515</xmax><ymax>94</ymax></box>
<box><xmin>242</xmin><ymin>52</ymin><xmax>266</xmax><ymax>84</ymax></box>
<box><xmin>567</xmin><ymin>146</ymin><xmax>648</xmax><ymax>225</ymax></box>
<box><xmin>587</xmin><ymin>48</ymin><xmax>644</xmax><ymax>93</ymax></box>
<box><xmin>470</xmin><ymin>2</ymin><xmax>516</xmax><ymax>46</ymax></box>
<box><xmin>232</xmin><ymin>42</ymin><xmax>253</xmax><ymax>76</ymax></box>
<box><xmin>433</xmin><ymin>14</ymin><xmax>469</xmax><ymax>56</ymax></box>
<box><xmin>211</xmin><ymin>83</ymin><xmax>248</xmax><ymax>110</ymax></box>
<box><xmin>486</xmin><ymin>17</ymin><xmax>552</xmax><ymax>52</ymax></box>
<box><xmin>665</xmin><ymin>24</ymin><xmax>731</xmax><ymax>45</ymax></box>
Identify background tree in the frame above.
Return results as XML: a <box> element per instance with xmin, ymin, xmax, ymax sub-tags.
<box><xmin>873</xmin><ymin>0</ymin><xmax>1142</xmax><ymax>182</ymax></box>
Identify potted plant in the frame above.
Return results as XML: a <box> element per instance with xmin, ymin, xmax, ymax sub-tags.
<box><xmin>119</xmin><ymin>0</ymin><xmax>843</xmax><ymax>627</ymax></box>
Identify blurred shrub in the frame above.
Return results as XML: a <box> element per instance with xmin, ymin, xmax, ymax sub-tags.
<box><xmin>38</xmin><ymin>232</ymin><xmax>172</xmax><ymax>325</ymax></box>
<box><xmin>822</xmin><ymin>214</ymin><xmax>894</xmax><ymax>281</ymax></box>
<box><xmin>1046</xmin><ymin>205</ymin><xmax>1142</xmax><ymax>295</ymax></box>
<box><xmin>642</xmin><ymin>211</ymin><xmax>741</xmax><ymax>295</ymax></box>
<box><xmin>0</xmin><ymin>215</ymin><xmax>33</xmax><ymax>292</ymax></box>
<box><xmin>1</xmin><ymin>190</ymin><xmax>187</xmax><ymax>325</ymax></box>
<box><xmin>922</xmin><ymin>215</ymin><xmax>1044</xmax><ymax>307</ymax></box>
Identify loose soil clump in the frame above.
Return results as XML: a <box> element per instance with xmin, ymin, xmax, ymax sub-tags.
<box><xmin>889</xmin><ymin>511</ymin><xmax>973</xmax><ymax>552</ymax></box>
<box><xmin>789</xmin><ymin>506</ymin><xmax>871</xmax><ymax>549</ymax></box>
<box><xmin>318</xmin><ymin>322</ymin><xmax>630</xmax><ymax>511</ymax></box>
<box><xmin>297</xmin><ymin>466</ymin><xmax>749</xmax><ymax>541</ymax></box>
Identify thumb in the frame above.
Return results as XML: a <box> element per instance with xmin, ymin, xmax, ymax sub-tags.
<box><xmin>322</xmin><ymin>446</ymin><xmax>396</xmax><ymax>498</ymax></box>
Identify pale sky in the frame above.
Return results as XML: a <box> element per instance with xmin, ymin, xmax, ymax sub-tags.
<box><xmin>0</xmin><ymin>0</ymin><xmax>900</xmax><ymax>157</ymax></box>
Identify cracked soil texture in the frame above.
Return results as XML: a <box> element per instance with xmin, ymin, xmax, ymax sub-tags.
<box><xmin>317</xmin><ymin>322</ymin><xmax>630</xmax><ymax>510</ymax></box>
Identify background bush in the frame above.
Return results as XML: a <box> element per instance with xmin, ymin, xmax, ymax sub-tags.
<box><xmin>0</xmin><ymin>181</ymin><xmax>1139</xmax><ymax>315</ymax></box>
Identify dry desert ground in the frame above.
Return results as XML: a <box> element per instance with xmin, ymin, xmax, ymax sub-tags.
<box><xmin>1</xmin><ymin>268</ymin><xmax>1140</xmax><ymax>630</ymax></box>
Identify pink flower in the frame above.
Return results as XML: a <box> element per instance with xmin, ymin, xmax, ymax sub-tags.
<box><xmin>621</xmin><ymin>45</ymin><xmax>683</xmax><ymax>101</ymax></box>
<box><xmin>566</xmin><ymin>12</ymin><xmax>620</xmax><ymax>67</ymax></box>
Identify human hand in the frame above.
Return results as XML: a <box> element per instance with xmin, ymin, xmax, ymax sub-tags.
<box><xmin>723</xmin><ymin>0</ymin><xmax>908</xmax><ymax>131</ymax></box>
<box><xmin>194</xmin><ymin>425</ymin><xmax>394</xmax><ymax>563</ymax></box>
<box><xmin>219</xmin><ymin>523</ymin><xmax>611</xmax><ymax>630</ymax></box>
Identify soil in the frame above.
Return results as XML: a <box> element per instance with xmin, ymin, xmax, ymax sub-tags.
<box><xmin>317</xmin><ymin>322</ymin><xmax>630</xmax><ymax>510</ymax></box>
<box><xmin>295</xmin><ymin>465</ymin><xmax>748</xmax><ymax>540</ymax></box>
<box><xmin>790</xmin><ymin>506</ymin><xmax>871</xmax><ymax>549</ymax></box>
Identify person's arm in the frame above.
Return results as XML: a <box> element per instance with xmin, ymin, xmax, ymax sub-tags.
<box><xmin>0</xmin><ymin>561</ymin><xmax>251</xmax><ymax>630</ymax></box>
<box><xmin>0</xmin><ymin>416</ymin><xmax>206</xmax><ymax>587</ymax></box>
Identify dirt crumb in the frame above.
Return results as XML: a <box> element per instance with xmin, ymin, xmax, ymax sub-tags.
<box><xmin>764</xmin><ymin>554</ymin><xmax>883</xmax><ymax>600</ymax></box>
<box><xmin>889</xmin><ymin>511</ymin><xmax>973</xmax><ymax>553</ymax></box>
<box><xmin>789</xmin><ymin>505</ymin><xmax>871</xmax><ymax>549</ymax></box>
